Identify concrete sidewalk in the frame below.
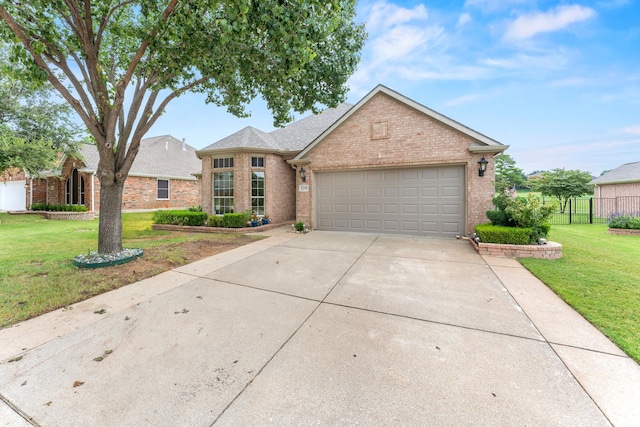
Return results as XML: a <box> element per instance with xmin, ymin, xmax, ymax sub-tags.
<box><xmin>1</xmin><ymin>228</ymin><xmax>638</xmax><ymax>426</ymax></box>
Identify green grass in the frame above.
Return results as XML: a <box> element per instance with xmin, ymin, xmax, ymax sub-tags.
<box><xmin>0</xmin><ymin>212</ymin><xmax>256</xmax><ymax>327</ymax></box>
<box><xmin>519</xmin><ymin>224</ymin><xmax>640</xmax><ymax>362</ymax></box>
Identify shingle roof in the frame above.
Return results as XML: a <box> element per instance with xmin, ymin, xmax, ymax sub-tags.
<box><xmin>197</xmin><ymin>103</ymin><xmax>353</xmax><ymax>154</ymax></box>
<box><xmin>74</xmin><ymin>135</ymin><xmax>200</xmax><ymax>180</ymax></box>
<box><xmin>591</xmin><ymin>161</ymin><xmax>640</xmax><ymax>185</ymax></box>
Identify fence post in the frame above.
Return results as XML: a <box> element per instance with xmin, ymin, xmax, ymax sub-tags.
<box><xmin>589</xmin><ymin>198</ymin><xmax>593</xmax><ymax>224</ymax></box>
<box><xmin>569</xmin><ymin>198</ymin><xmax>572</xmax><ymax>224</ymax></box>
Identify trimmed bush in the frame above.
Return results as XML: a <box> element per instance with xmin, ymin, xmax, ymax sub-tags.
<box><xmin>608</xmin><ymin>213</ymin><xmax>640</xmax><ymax>230</ymax></box>
<box><xmin>31</xmin><ymin>203</ymin><xmax>88</xmax><ymax>212</ymax></box>
<box><xmin>152</xmin><ymin>210</ymin><xmax>208</xmax><ymax>226</ymax></box>
<box><xmin>222</xmin><ymin>212</ymin><xmax>249</xmax><ymax>228</ymax></box>
<box><xmin>475</xmin><ymin>224</ymin><xmax>532</xmax><ymax>245</ymax></box>
<box><xmin>207</xmin><ymin>215</ymin><xmax>224</xmax><ymax>227</ymax></box>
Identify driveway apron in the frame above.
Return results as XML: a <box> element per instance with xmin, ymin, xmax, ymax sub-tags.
<box><xmin>0</xmin><ymin>230</ymin><xmax>637</xmax><ymax>426</ymax></box>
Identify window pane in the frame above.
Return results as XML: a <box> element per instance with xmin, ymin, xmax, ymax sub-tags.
<box><xmin>251</xmin><ymin>171</ymin><xmax>265</xmax><ymax>215</ymax></box>
<box><xmin>213</xmin><ymin>172</ymin><xmax>234</xmax><ymax>214</ymax></box>
<box><xmin>157</xmin><ymin>179</ymin><xmax>169</xmax><ymax>199</ymax></box>
<box><xmin>213</xmin><ymin>157</ymin><xmax>234</xmax><ymax>169</ymax></box>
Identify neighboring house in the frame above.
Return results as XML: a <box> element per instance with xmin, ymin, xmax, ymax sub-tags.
<box><xmin>5</xmin><ymin>135</ymin><xmax>201</xmax><ymax>211</ymax></box>
<box><xmin>591</xmin><ymin>161</ymin><xmax>640</xmax><ymax>217</ymax></box>
<box><xmin>197</xmin><ymin>85</ymin><xmax>508</xmax><ymax>237</ymax></box>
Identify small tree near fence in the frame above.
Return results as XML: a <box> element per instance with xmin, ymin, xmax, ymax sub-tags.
<box><xmin>529</xmin><ymin>168</ymin><xmax>593</xmax><ymax>214</ymax></box>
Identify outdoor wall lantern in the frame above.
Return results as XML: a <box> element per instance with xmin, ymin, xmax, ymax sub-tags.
<box><xmin>299</xmin><ymin>167</ymin><xmax>307</xmax><ymax>182</ymax></box>
<box><xmin>478</xmin><ymin>156</ymin><xmax>489</xmax><ymax>177</ymax></box>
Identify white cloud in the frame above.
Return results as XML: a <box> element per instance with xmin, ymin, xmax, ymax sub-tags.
<box><xmin>443</xmin><ymin>93</ymin><xmax>484</xmax><ymax>107</ymax></box>
<box><xmin>457</xmin><ymin>13</ymin><xmax>473</xmax><ymax>27</ymax></box>
<box><xmin>464</xmin><ymin>0</ymin><xmax>529</xmax><ymax>13</ymax></box>
<box><xmin>366</xmin><ymin>1</ymin><xmax>428</xmax><ymax>32</ymax></box>
<box><xmin>504</xmin><ymin>5</ymin><xmax>596</xmax><ymax>40</ymax></box>
<box><xmin>619</xmin><ymin>125</ymin><xmax>640</xmax><ymax>134</ymax></box>
<box><xmin>370</xmin><ymin>26</ymin><xmax>437</xmax><ymax>63</ymax></box>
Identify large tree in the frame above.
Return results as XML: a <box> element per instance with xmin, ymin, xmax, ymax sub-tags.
<box><xmin>0</xmin><ymin>43</ymin><xmax>80</xmax><ymax>175</ymax></box>
<box><xmin>0</xmin><ymin>0</ymin><xmax>365</xmax><ymax>254</ymax></box>
<box><xmin>530</xmin><ymin>168</ymin><xmax>594</xmax><ymax>213</ymax></box>
<box><xmin>494</xmin><ymin>154</ymin><xmax>525</xmax><ymax>191</ymax></box>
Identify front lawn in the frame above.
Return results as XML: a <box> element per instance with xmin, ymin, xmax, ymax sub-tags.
<box><xmin>0</xmin><ymin>212</ymin><xmax>259</xmax><ymax>328</ymax></box>
<box><xmin>519</xmin><ymin>224</ymin><xmax>640</xmax><ymax>362</ymax></box>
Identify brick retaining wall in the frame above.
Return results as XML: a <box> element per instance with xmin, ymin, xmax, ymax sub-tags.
<box><xmin>607</xmin><ymin>228</ymin><xmax>640</xmax><ymax>236</ymax></box>
<box><xmin>45</xmin><ymin>211</ymin><xmax>96</xmax><ymax>220</ymax></box>
<box><xmin>468</xmin><ymin>238</ymin><xmax>562</xmax><ymax>259</ymax></box>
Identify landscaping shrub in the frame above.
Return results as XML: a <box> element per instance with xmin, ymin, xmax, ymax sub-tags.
<box><xmin>486</xmin><ymin>191</ymin><xmax>556</xmax><ymax>243</ymax></box>
<box><xmin>222</xmin><ymin>212</ymin><xmax>249</xmax><ymax>228</ymax></box>
<box><xmin>608</xmin><ymin>213</ymin><xmax>640</xmax><ymax>230</ymax></box>
<box><xmin>187</xmin><ymin>205</ymin><xmax>203</xmax><ymax>212</ymax></box>
<box><xmin>152</xmin><ymin>210</ymin><xmax>207</xmax><ymax>226</ymax></box>
<box><xmin>294</xmin><ymin>221</ymin><xmax>305</xmax><ymax>232</ymax></box>
<box><xmin>207</xmin><ymin>215</ymin><xmax>223</xmax><ymax>227</ymax></box>
<box><xmin>475</xmin><ymin>224</ymin><xmax>532</xmax><ymax>245</ymax></box>
<box><xmin>31</xmin><ymin>203</ymin><xmax>88</xmax><ymax>212</ymax></box>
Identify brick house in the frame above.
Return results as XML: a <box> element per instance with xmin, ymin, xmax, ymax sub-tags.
<box><xmin>591</xmin><ymin>161</ymin><xmax>640</xmax><ymax>217</ymax></box>
<box><xmin>1</xmin><ymin>135</ymin><xmax>201</xmax><ymax>212</ymax></box>
<box><xmin>197</xmin><ymin>85</ymin><xmax>508</xmax><ymax>237</ymax></box>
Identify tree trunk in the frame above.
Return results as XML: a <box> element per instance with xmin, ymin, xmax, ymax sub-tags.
<box><xmin>97</xmin><ymin>180</ymin><xmax>125</xmax><ymax>254</ymax></box>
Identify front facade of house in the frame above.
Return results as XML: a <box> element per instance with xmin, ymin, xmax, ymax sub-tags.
<box><xmin>1</xmin><ymin>135</ymin><xmax>200</xmax><ymax>212</ymax></box>
<box><xmin>198</xmin><ymin>86</ymin><xmax>508</xmax><ymax>237</ymax></box>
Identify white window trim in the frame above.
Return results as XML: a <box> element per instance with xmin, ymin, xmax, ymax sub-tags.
<box><xmin>157</xmin><ymin>178</ymin><xmax>170</xmax><ymax>200</ymax></box>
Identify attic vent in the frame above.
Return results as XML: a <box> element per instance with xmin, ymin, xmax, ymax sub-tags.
<box><xmin>371</xmin><ymin>121</ymin><xmax>389</xmax><ymax>140</ymax></box>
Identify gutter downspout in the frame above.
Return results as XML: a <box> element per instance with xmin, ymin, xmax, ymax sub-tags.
<box><xmin>29</xmin><ymin>178</ymin><xmax>33</xmax><ymax>209</ymax></box>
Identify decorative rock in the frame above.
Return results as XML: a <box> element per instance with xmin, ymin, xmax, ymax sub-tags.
<box><xmin>73</xmin><ymin>248</ymin><xmax>144</xmax><ymax>269</ymax></box>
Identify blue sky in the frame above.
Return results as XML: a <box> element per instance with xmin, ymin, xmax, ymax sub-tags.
<box><xmin>151</xmin><ymin>0</ymin><xmax>640</xmax><ymax>176</ymax></box>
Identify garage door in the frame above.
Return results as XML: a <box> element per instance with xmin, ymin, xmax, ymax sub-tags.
<box><xmin>316</xmin><ymin>166</ymin><xmax>465</xmax><ymax>237</ymax></box>
<box><xmin>0</xmin><ymin>180</ymin><xmax>27</xmax><ymax>211</ymax></box>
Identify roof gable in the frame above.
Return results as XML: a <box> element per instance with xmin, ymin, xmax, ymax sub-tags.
<box><xmin>53</xmin><ymin>135</ymin><xmax>200</xmax><ymax>180</ymax></box>
<box><xmin>196</xmin><ymin>103</ymin><xmax>353</xmax><ymax>156</ymax></box>
<box><xmin>591</xmin><ymin>161</ymin><xmax>640</xmax><ymax>185</ymax></box>
<box><xmin>293</xmin><ymin>85</ymin><xmax>507</xmax><ymax>161</ymax></box>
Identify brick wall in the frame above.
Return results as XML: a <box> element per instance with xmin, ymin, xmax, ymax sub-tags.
<box><xmin>200</xmin><ymin>152</ymin><xmax>295</xmax><ymax>223</ymax></box>
<box><xmin>296</xmin><ymin>92</ymin><xmax>496</xmax><ymax>234</ymax></box>
<box><xmin>31</xmin><ymin>156</ymin><xmax>198</xmax><ymax>211</ymax></box>
<box><xmin>596</xmin><ymin>182</ymin><xmax>640</xmax><ymax>198</ymax></box>
<box><xmin>121</xmin><ymin>175</ymin><xmax>199</xmax><ymax>210</ymax></box>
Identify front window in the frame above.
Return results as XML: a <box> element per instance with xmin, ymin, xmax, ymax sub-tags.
<box><xmin>251</xmin><ymin>156</ymin><xmax>264</xmax><ymax>168</ymax></box>
<box><xmin>213</xmin><ymin>172</ymin><xmax>234</xmax><ymax>214</ymax></box>
<box><xmin>251</xmin><ymin>171</ymin><xmax>265</xmax><ymax>215</ymax></box>
<box><xmin>213</xmin><ymin>157</ymin><xmax>234</xmax><ymax>168</ymax></box>
<box><xmin>65</xmin><ymin>168</ymin><xmax>85</xmax><ymax>205</ymax></box>
<box><xmin>157</xmin><ymin>179</ymin><xmax>169</xmax><ymax>199</ymax></box>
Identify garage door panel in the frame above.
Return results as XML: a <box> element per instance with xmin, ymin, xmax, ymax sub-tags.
<box><xmin>442</xmin><ymin>186</ymin><xmax>461</xmax><ymax>197</ymax></box>
<box><xmin>366</xmin><ymin>204</ymin><xmax>382</xmax><ymax>214</ymax></box>
<box><xmin>316</xmin><ymin>166</ymin><xmax>464</xmax><ymax>237</ymax></box>
<box><xmin>350</xmin><ymin>204</ymin><xmax>364</xmax><ymax>213</ymax></box>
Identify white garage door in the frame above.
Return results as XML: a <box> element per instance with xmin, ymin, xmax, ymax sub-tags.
<box><xmin>0</xmin><ymin>180</ymin><xmax>27</xmax><ymax>211</ymax></box>
<box><xmin>316</xmin><ymin>166</ymin><xmax>465</xmax><ymax>237</ymax></box>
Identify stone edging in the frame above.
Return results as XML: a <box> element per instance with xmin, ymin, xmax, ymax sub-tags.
<box><xmin>467</xmin><ymin>237</ymin><xmax>562</xmax><ymax>259</ymax></box>
<box><xmin>607</xmin><ymin>228</ymin><xmax>640</xmax><ymax>236</ymax></box>
<box><xmin>45</xmin><ymin>211</ymin><xmax>95</xmax><ymax>221</ymax></box>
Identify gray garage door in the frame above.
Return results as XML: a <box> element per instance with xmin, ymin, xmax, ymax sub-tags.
<box><xmin>316</xmin><ymin>166</ymin><xmax>465</xmax><ymax>237</ymax></box>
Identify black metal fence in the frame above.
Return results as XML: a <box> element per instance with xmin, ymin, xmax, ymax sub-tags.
<box><xmin>544</xmin><ymin>196</ymin><xmax>640</xmax><ymax>225</ymax></box>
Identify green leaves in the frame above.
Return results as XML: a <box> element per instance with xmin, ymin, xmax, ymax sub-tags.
<box><xmin>530</xmin><ymin>168</ymin><xmax>594</xmax><ymax>213</ymax></box>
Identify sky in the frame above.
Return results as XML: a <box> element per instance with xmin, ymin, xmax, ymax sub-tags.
<box><xmin>150</xmin><ymin>0</ymin><xmax>640</xmax><ymax>176</ymax></box>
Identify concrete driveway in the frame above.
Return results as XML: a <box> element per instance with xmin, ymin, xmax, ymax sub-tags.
<box><xmin>1</xmin><ymin>228</ymin><xmax>639</xmax><ymax>426</ymax></box>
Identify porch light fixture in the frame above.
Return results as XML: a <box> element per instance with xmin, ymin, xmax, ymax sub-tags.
<box><xmin>299</xmin><ymin>167</ymin><xmax>307</xmax><ymax>182</ymax></box>
<box><xmin>478</xmin><ymin>156</ymin><xmax>488</xmax><ymax>177</ymax></box>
